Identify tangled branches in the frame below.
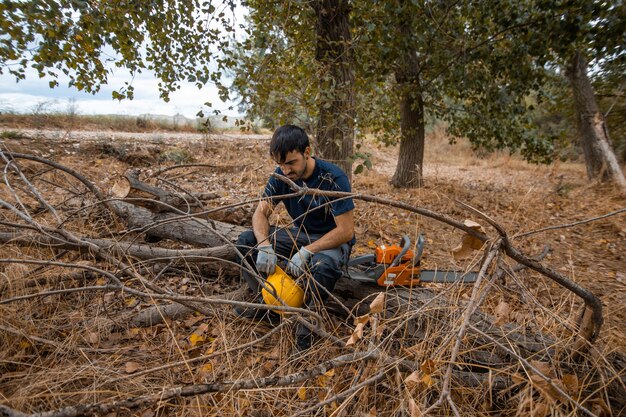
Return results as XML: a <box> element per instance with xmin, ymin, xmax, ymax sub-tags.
<box><xmin>0</xmin><ymin>149</ymin><xmax>623</xmax><ymax>416</ymax></box>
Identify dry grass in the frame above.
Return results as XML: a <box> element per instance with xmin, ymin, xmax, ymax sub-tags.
<box><xmin>0</xmin><ymin>128</ymin><xmax>624</xmax><ymax>416</ymax></box>
<box><xmin>0</xmin><ymin>113</ymin><xmax>201</xmax><ymax>133</ymax></box>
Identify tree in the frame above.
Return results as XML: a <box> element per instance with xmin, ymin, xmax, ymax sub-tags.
<box><xmin>544</xmin><ymin>1</ymin><xmax>626</xmax><ymax>189</ymax></box>
<box><xmin>0</xmin><ymin>0</ymin><xmax>236</xmax><ymax>105</ymax></box>
<box><xmin>230</xmin><ymin>0</ymin><xmax>355</xmax><ymax>177</ymax></box>
<box><xmin>567</xmin><ymin>51</ymin><xmax>626</xmax><ymax>189</ymax></box>
<box><xmin>353</xmin><ymin>0</ymin><xmax>556</xmax><ymax>187</ymax></box>
<box><xmin>310</xmin><ymin>0</ymin><xmax>355</xmax><ymax>178</ymax></box>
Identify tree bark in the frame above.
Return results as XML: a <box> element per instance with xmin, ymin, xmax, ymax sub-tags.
<box><xmin>390</xmin><ymin>19</ymin><xmax>425</xmax><ymax>188</ymax></box>
<box><xmin>109</xmin><ymin>201</ymin><xmax>245</xmax><ymax>247</ymax></box>
<box><xmin>566</xmin><ymin>50</ymin><xmax>626</xmax><ymax>191</ymax></box>
<box><xmin>311</xmin><ymin>0</ymin><xmax>355</xmax><ymax>180</ymax></box>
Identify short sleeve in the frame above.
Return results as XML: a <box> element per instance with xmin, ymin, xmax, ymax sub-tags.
<box><xmin>329</xmin><ymin>173</ymin><xmax>355</xmax><ymax>216</ymax></box>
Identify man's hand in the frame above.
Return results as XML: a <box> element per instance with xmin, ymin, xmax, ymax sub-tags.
<box><xmin>287</xmin><ymin>247</ymin><xmax>313</xmax><ymax>277</ymax></box>
<box><xmin>256</xmin><ymin>245</ymin><xmax>277</xmax><ymax>275</ymax></box>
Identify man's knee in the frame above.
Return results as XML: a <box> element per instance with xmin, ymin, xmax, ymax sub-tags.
<box><xmin>308</xmin><ymin>253</ymin><xmax>341</xmax><ymax>299</ymax></box>
<box><xmin>237</xmin><ymin>231</ymin><xmax>257</xmax><ymax>254</ymax></box>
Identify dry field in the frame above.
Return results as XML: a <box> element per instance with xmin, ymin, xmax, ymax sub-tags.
<box><xmin>0</xmin><ymin>126</ymin><xmax>624</xmax><ymax>416</ymax></box>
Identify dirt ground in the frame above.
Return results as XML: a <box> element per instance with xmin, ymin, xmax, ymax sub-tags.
<box><xmin>1</xmin><ymin>128</ymin><xmax>626</xmax><ymax>346</ymax></box>
<box><xmin>1</xmin><ymin>126</ymin><xmax>624</xmax><ymax>344</ymax></box>
<box><xmin>0</xmin><ymin>126</ymin><xmax>624</xmax><ymax>415</ymax></box>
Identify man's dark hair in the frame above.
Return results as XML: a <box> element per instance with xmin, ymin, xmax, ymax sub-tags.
<box><xmin>270</xmin><ymin>125</ymin><xmax>309</xmax><ymax>162</ymax></box>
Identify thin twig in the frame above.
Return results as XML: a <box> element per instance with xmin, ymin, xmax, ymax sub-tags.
<box><xmin>28</xmin><ymin>351</ymin><xmax>378</xmax><ymax>417</ymax></box>
<box><xmin>424</xmin><ymin>239</ymin><xmax>501</xmax><ymax>415</ymax></box>
<box><xmin>514</xmin><ymin>207</ymin><xmax>626</xmax><ymax>238</ymax></box>
<box><xmin>468</xmin><ymin>324</ymin><xmax>599</xmax><ymax>417</ymax></box>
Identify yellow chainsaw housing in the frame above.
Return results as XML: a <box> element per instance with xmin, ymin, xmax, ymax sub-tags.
<box><xmin>261</xmin><ymin>265</ymin><xmax>304</xmax><ymax>314</ymax></box>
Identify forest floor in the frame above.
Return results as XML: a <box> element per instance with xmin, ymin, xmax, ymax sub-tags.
<box><xmin>0</xmin><ymin>126</ymin><xmax>624</xmax><ymax>415</ymax></box>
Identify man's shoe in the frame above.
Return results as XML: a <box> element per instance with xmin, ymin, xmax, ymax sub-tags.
<box><xmin>233</xmin><ymin>296</ymin><xmax>281</xmax><ymax>324</ymax></box>
<box><xmin>294</xmin><ymin>323</ymin><xmax>315</xmax><ymax>352</ymax></box>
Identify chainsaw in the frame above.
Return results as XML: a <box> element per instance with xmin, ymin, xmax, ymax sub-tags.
<box><xmin>346</xmin><ymin>234</ymin><xmax>478</xmax><ymax>286</ymax></box>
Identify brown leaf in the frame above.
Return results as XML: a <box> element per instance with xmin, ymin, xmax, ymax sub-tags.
<box><xmin>494</xmin><ymin>300</ymin><xmax>511</xmax><ymax>326</ymax></box>
<box><xmin>355</xmin><ymin>314</ymin><xmax>370</xmax><ymax>325</ymax></box>
<box><xmin>405</xmin><ymin>393</ymin><xmax>423</xmax><ymax>417</ymax></box>
<box><xmin>420</xmin><ymin>359</ymin><xmax>436</xmax><ymax>375</ymax></box>
<box><xmin>531</xmin><ymin>402</ymin><xmax>550</xmax><ymax>417</ymax></box>
<box><xmin>346</xmin><ymin>322</ymin><xmax>366</xmax><ymax>347</ymax></box>
<box><xmin>562</xmin><ymin>373</ymin><xmax>579</xmax><ymax>394</ymax></box>
<box><xmin>125</xmin><ymin>361</ymin><xmax>141</xmax><ymax>374</ymax></box>
<box><xmin>529</xmin><ymin>360</ymin><xmax>555</xmax><ymax>378</ymax></box>
<box><xmin>110</xmin><ymin>178</ymin><xmax>130</xmax><ymax>198</ymax></box>
<box><xmin>369</xmin><ymin>292</ymin><xmax>385</xmax><ymax>314</ymax></box>
<box><xmin>452</xmin><ymin>220</ymin><xmax>485</xmax><ymax>260</ymax></box>
<box><xmin>404</xmin><ymin>370</ymin><xmax>420</xmax><ymax>387</ymax></box>
<box><xmin>529</xmin><ymin>374</ymin><xmax>567</xmax><ymax>403</ymax></box>
<box><xmin>511</xmin><ymin>372</ymin><xmax>527</xmax><ymax>387</ymax></box>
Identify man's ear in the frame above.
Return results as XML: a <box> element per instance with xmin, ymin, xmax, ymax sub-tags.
<box><xmin>304</xmin><ymin>146</ymin><xmax>311</xmax><ymax>159</ymax></box>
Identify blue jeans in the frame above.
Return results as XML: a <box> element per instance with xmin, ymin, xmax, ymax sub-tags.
<box><xmin>236</xmin><ymin>226</ymin><xmax>351</xmax><ymax>303</ymax></box>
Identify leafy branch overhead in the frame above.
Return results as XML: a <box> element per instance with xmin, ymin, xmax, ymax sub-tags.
<box><xmin>0</xmin><ymin>0</ymin><xmax>237</xmax><ymax>101</ymax></box>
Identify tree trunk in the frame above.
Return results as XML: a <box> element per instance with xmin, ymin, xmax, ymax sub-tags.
<box><xmin>566</xmin><ymin>50</ymin><xmax>626</xmax><ymax>191</ymax></box>
<box><xmin>311</xmin><ymin>0</ymin><xmax>355</xmax><ymax>180</ymax></box>
<box><xmin>391</xmin><ymin>47</ymin><xmax>425</xmax><ymax>188</ymax></box>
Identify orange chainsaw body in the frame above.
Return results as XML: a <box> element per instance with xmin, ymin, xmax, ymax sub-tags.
<box><xmin>375</xmin><ymin>244</ymin><xmax>422</xmax><ymax>286</ymax></box>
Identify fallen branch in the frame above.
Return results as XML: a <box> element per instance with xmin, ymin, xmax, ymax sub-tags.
<box><xmin>26</xmin><ymin>351</ymin><xmax>378</xmax><ymax>417</ymax></box>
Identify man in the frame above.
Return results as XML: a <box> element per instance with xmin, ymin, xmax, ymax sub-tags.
<box><xmin>235</xmin><ymin>124</ymin><xmax>355</xmax><ymax>351</ymax></box>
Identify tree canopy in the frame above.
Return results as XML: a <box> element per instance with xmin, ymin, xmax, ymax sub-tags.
<box><xmin>0</xmin><ymin>0</ymin><xmax>237</xmax><ymax>103</ymax></box>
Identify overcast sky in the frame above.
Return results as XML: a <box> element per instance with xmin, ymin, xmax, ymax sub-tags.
<box><xmin>0</xmin><ymin>4</ymin><xmax>246</xmax><ymax>121</ymax></box>
<box><xmin>0</xmin><ymin>65</ymin><xmax>240</xmax><ymax>120</ymax></box>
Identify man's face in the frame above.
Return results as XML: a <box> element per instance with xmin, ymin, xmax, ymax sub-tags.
<box><xmin>274</xmin><ymin>148</ymin><xmax>310</xmax><ymax>181</ymax></box>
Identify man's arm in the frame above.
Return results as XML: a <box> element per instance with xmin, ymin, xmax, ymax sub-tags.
<box><xmin>252</xmin><ymin>199</ymin><xmax>273</xmax><ymax>247</ymax></box>
<box><xmin>305</xmin><ymin>209</ymin><xmax>354</xmax><ymax>253</ymax></box>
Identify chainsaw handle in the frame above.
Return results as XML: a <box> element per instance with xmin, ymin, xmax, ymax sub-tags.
<box><xmin>391</xmin><ymin>235</ymin><xmax>411</xmax><ymax>267</ymax></box>
<box><xmin>414</xmin><ymin>234</ymin><xmax>425</xmax><ymax>266</ymax></box>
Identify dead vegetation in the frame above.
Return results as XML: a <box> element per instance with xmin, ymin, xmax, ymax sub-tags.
<box><xmin>0</xmin><ymin>128</ymin><xmax>624</xmax><ymax>417</ymax></box>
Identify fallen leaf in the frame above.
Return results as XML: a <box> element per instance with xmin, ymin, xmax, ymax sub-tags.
<box><xmin>562</xmin><ymin>373</ymin><xmax>578</xmax><ymax>394</ymax></box>
<box><xmin>420</xmin><ymin>359</ymin><xmax>436</xmax><ymax>375</ymax></box>
<box><xmin>355</xmin><ymin>314</ymin><xmax>370</xmax><ymax>326</ymax></box>
<box><xmin>124</xmin><ymin>297</ymin><xmax>138</xmax><ymax>308</ymax></box>
<box><xmin>297</xmin><ymin>386</ymin><xmax>307</xmax><ymax>400</ymax></box>
<box><xmin>494</xmin><ymin>300</ymin><xmax>511</xmax><ymax>326</ymax></box>
<box><xmin>531</xmin><ymin>402</ymin><xmax>550</xmax><ymax>417</ymax></box>
<box><xmin>420</xmin><ymin>374</ymin><xmax>434</xmax><ymax>387</ymax></box>
<box><xmin>369</xmin><ymin>292</ymin><xmax>385</xmax><ymax>314</ymax></box>
<box><xmin>346</xmin><ymin>322</ymin><xmax>366</xmax><ymax>347</ymax></box>
<box><xmin>125</xmin><ymin>361</ymin><xmax>141</xmax><ymax>373</ymax></box>
<box><xmin>529</xmin><ymin>360</ymin><xmax>555</xmax><ymax>378</ymax></box>
<box><xmin>452</xmin><ymin>220</ymin><xmax>485</xmax><ymax>260</ymax></box>
<box><xmin>110</xmin><ymin>178</ymin><xmax>130</xmax><ymax>198</ymax></box>
<box><xmin>406</xmin><ymin>394</ymin><xmax>423</xmax><ymax>417</ymax></box>
<box><xmin>189</xmin><ymin>333</ymin><xmax>205</xmax><ymax>347</ymax></box>
<box><xmin>404</xmin><ymin>370</ymin><xmax>420</xmax><ymax>387</ymax></box>
<box><xmin>529</xmin><ymin>374</ymin><xmax>567</xmax><ymax>403</ymax></box>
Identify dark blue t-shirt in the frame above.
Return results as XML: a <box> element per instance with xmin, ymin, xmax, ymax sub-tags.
<box><xmin>263</xmin><ymin>158</ymin><xmax>355</xmax><ymax>240</ymax></box>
